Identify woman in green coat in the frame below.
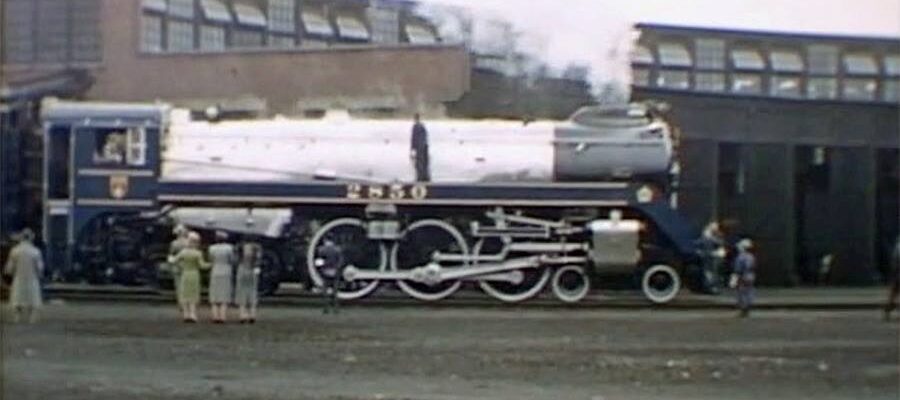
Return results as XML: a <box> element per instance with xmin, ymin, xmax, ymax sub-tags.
<box><xmin>172</xmin><ymin>232</ymin><xmax>209</xmax><ymax>322</ymax></box>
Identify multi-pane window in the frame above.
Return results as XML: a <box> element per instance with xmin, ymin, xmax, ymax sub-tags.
<box><xmin>268</xmin><ymin>0</ymin><xmax>296</xmax><ymax>33</ymax></box>
<box><xmin>368</xmin><ymin>7</ymin><xmax>400</xmax><ymax>44</ymax></box>
<box><xmin>731</xmin><ymin>49</ymin><xmax>765</xmax><ymax>70</ymax></box>
<box><xmin>883</xmin><ymin>55</ymin><xmax>900</xmax><ymax>76</ymax></box>
<box><xmin>269</xmin><ymin>35</ymin><xmax>295</xmax><ymax>48</ymax></box>
<box><xmin>37</xmin><ymin>0</ymin><xmax>69</xmax><ymax>62</ymax></box>
<box><xmin>731</xmin><ymin>73</ymin><xmax>762</xmax><ymax>94</ymax></box>
<box><xmin>167</xmin><ymin>20</ymin><xmax>195</xmax><ymax>51</ymax></box>
<box><xmin>70</xmin><ymin>0</ymin><xmax>102</xmax><ymax>62</ymax></box>
<box><xmin>142</xmin><ymin>0</ymin><xmax>167</xmax><ymax>13</ymax></box>
<box><xmin>695</xmin><ymin>72</ymin><xmax>725</xmax><ymax>92</ymax></box>
<box><xmin>695</xmin><ymin>38</ymin><xmax>725</xmax><ymax>69</ymax></box>
<box><xmin>656</xmin><ymin>70</ymin><xmax>689</xmax><ymax>89</ymax></box>
<box><xmin>232</xmin><ymin>30</ymin><xmax>264</xmax><ymax>48</ymax></box>
<box><xmin>807</xmin><ymin>45</ymin><xmax>838</xmax><ymax>74</ymax></box>
<box><xmin>770</xmin><ymin>75</ymin><xmax>802</xmax><ymax>98</ymax></box>
<box><xmin>301</xmin><ymin>8</ymin><xmax>333</xmax><ymax>37</ymax></box>
<box><xmin>843</xmin><ymin>54</ymin><xmax>878</xmax><ymax>75</ymax></box>
<box><xmin>4</xmin><ymin>0</ymin><xmax>36</xmax><ymax>62</ymax></box>
<box><xmin>631</xmin><ymin>45</ymin><xmax>654</xmax><ymax>65</ymax></box>
<box><xmin>404</xmin><ymin>24</ymin><xmax>437</xmax><ymax>45</ymax></box>
<box><xmin>657</xmin><ymin>43</ymin><xmax>692</xmax><ymax>67</ymax></box>
<box><xmin>200</xmin><ymin>25</ymin><xmax>226</xmax><ymax>51</ymax></box>
<box><xmin>126</xmin><ymin>128</ymin><xmax>147</xmax><ymax>166</ymax></box>
<box><xmin>200</xmin><ymin>0</ymin><xmax>232</xmax><ymax>23</ymax></box>
<box><xmin>233</xmin><ymin>3</ymin><xmax>267</xmax><ymax>28</ymax></box>
<box><xmin>140</xmin><ymin>15</ymin><xmax>164</xmax><ymax>52</ymax></box>
<box><xmin>883</xmin><ymin>80</ymin><xmax>900</xmax><ymax>102</ymax></box>
<box><xmin>168</xmin><ymin>0</ymin><xmax>195</xmax><ymax>18</ymax></box>
<box><xmin>336</xmin><ymin>15</ymin><xmax>370</xmax><ymax>41</ymax></box>
<box><xmin>770</xmin><ymin>51</ymin><xmax>804</xmax><ymax>72</ymax></box>
<box><xmin>632</xmin><ymin>68</ymin><xmax>650</xmax><ymax>87</ymax></box>
<box><xmin>807</xmin><ymin>77</ymin><xmax>837</xmax><ymax>99</ymax></box>
<box><xmin>843</xmin><ymin>78</ymin><xmax>876</xmax><ymax>100</ymax></box>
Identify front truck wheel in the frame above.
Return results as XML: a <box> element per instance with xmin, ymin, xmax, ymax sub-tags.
<box><xmin>641</xmin><ymin>264</ymin><xmax>681</xmax><ymax>304</ymax></box>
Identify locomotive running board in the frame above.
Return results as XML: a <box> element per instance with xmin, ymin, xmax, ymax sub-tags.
<box><xmin>342</xmin><ymin>255</ymin><xmax>588</xmax><ymax>285</ymax></box>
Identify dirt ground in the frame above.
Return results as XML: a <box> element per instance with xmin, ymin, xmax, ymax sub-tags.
<box><xmin>1</xmin><ymin>302</ymin><xmax>898</xmax><ymax>400</ymax></box>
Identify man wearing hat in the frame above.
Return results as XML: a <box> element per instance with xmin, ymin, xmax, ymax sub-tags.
<box><xmin>316</xmin><ymin>237</ymin><xmax>345</xmax><ymax>314</ymax></box>
<box><xmin>3</xmin><ymin>228</ymin><xmax>44</xmax><ymax>323</ymax></box>
<box><xmin>730</xmin><ymin>238</ymin><xmax>756</xmax><ymax>318</ymax></box>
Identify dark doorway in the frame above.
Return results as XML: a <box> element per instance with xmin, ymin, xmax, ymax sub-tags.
<box><xmin>794</xmin><ymin>145</ymin><xmax>833</xmax><ymax>285</ymax></box>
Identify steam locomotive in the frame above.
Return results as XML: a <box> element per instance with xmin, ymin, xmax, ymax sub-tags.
<box><xmin>35</xmin><ymin>99</ymin><xmax>702</xmax><ymax>303</ymax></box>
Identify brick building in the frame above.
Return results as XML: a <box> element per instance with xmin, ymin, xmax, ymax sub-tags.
<box><xmin>631</xmin><ymin>23</ymin><xmax>900</xmax><ymax>286</ymax></box>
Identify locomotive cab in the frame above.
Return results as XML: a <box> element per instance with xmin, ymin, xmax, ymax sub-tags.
<box><xmin>41</xmin><ymin>99</ymin><xmax>166</xmax><ymax>281</ymax></box>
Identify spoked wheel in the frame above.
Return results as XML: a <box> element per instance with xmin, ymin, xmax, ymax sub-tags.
<box><xmin>390</xmin><ymin>219</ymin><xmax>469</xmax><ymax>301</ymax></box>
<box><xmin>474</xmin><ymin>237</ymin><xmax>550</xmax><ymax>303</ymax></box>
<box><xmin>641</xmin><ymin>264</ymin><xmax>681</xmax><ymax>304</ymax></box>
<box><xmin>306</xmin><ymin>218</ymin><xmax>387</xmax><ymax>300</ymax></box>
<box><xmin>551</xmin><ymin>265</ymin><xmax>591</xmax><ymax>303</ymax></box>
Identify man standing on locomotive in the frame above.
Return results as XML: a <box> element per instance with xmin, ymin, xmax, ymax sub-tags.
<box><xmin>316</xmin><ymin>237</ymin><xmax>345</xmax><ymax>314</ymax></box>
<box><xmin>410</xmin><ymin>113</ymin><xmax>430</xmax><ymax>182</ymax></box>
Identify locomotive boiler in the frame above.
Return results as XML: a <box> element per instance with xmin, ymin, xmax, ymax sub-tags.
<box><xmin>37</xmin><ymin>99</ymin><xmax>702</xmax><ymax>304</ymax></box>
<box><xmin>161</xmin><ymin>104</ymin><xmax>673</xmax><ymax>184</ymax></box>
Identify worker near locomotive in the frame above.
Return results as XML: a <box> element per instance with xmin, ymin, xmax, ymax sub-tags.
<box><xmin>4</xmin><ymin>98</ymin><xmax>745</xmax><ymax>308</ymax></box>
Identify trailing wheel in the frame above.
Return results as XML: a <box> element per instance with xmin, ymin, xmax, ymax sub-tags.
<box><xmin>306</xmin><ymin>218</ymin><xmax>387</xmax><ymax>300</ymax></box>
<box><xmin>551</xmin><ymin>265</ymin><xmax>590</xmax><ymax>303</ymax></box>
<box><xmin>474</xmin><ymin>238</ymin><xmax>551</xmax><ymax>303</ymax></box>
<box><xmin>641</xmin><ymin>264</ymin><xmax>681</xmax><ymax>304</ymax></box>
<box><xmin>390</xmin><ymin>219</ymin><xmax>468</xmax><ymax>301</ymax></box>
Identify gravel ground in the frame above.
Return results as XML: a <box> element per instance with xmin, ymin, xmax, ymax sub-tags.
<box><xmin>2</xmin><ymin>302</ymin><xmax>898</xmax><ymax>400</ymax></box>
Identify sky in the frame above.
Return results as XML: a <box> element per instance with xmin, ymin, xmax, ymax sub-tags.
<box><xmin>418</xmin><ymin>0</ymin><xmax>900</xmax><ymax>88</ymax></box>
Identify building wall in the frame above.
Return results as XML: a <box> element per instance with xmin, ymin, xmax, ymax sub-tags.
<box><xmin>2</xmin><ymin>0</ymin><xmax>470</xmax><ymax>116</ymax></box>
<box><xmin>635</xmin><ymin>88</ymin><xmax>899</xmax><ymax>285</ymax></box>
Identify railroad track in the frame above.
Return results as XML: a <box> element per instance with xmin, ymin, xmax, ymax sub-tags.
<box><xmin>38</xmin><ymin>282</ymin><xmax>728</xmax><ymax>308</ymax></box>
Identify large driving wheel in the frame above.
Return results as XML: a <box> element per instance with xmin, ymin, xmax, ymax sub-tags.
<box><xmin>474</xmin><ymin>237</ymin><xmax>550</xmax><ymax>303</ymax></box>
<box><xmin>306</xmin><ymin>218</ymin><xmax>387</xmax><ymax>300</ymax></box>
<box><xmin>390</xmin><ymin>219</ymin><xmax>468</xmax><ymax>301</ymax></box>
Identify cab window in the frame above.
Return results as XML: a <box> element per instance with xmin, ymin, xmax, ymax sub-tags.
<box><xmin>93</xmin><ymin>128</ymin><xmax>146</xmax><ymax>166</ymax></box>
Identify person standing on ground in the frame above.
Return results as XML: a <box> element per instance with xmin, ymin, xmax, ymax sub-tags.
<box><xmin>883</xmin><ymin>236</ymin><xmax>900</xmax><ymax>321</ymax></box>
<box><xmin>410</xmin><ymin>113</ymin><xmax>430</xmax><ymax>182</ymax></box>
<box><xmin>235</xmin><ymin>242</ymin><xmax>262</xmax><ymax>324</ymax></box>
<box><xmin>207</xmin><ymin>231</ymin><xmax>236</xmax><ymax>323</ymax></box>
<box><xmin>316</xmin><ymin>238</ymin><xmax>345</xmax><ymax>314</ymax></box>
<box><xmin>730</xmin><ymin>238</ymin><xmax>756</xmax><ymax>318</ymax></box>
<box><xmin>172</xmin><ymin>232</ymin><xmax>209</xmax><ymax>322</ymax></box>
<box><xmin>3</xmin><ymin>228</ymin><xmax>44</xmax><ymax>323</ymax></box>
<box><xmin>696</xmin><ymin>221</ymin><xmax>726</xmax><ymax>293</ymax></box>
<box><xmin>167</xmin><ymin>225</ymin><xmax>189</xmax><ymax>311</ymax></box>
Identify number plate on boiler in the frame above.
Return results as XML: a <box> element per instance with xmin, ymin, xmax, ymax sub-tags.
<box><xmin>346</xmin><ymin>183</ymin><xmax>428</xmax><ymax>200</ymax></box>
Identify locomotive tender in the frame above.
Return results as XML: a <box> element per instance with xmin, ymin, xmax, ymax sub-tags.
<box><xmin>38</xmin><ymin>98</ymin><xmax>701</xmax><ymax>304</ymax></box>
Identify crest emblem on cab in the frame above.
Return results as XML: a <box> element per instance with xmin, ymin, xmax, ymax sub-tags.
<box><xmin>109</xmin><ymin>175</ymin><xmax>129</xmax><ymax>199</ymax></box>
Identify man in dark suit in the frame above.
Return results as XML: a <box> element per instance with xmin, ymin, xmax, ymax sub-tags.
<box><xmin>410</xmin><ymin>113</ymin><xmax>430</xmax><ymax>182</ymax></box>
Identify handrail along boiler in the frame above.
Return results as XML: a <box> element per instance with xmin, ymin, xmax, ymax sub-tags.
<box><xmin>39</xmin><ymin>99</ymin><xmax>702</xmax><ymax>303</ymax></box>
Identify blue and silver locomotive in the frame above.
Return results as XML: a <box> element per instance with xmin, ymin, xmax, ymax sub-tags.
<box><xmin>36</xmin><ymin>98</ymin><xmax>701</xmax><ymax>303</ymax></box>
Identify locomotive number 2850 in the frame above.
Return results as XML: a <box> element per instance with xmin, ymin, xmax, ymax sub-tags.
<box><xmin>346</xmin><ymin>183</ymin><xmax>428</xmax><ymax>200</ymax></box>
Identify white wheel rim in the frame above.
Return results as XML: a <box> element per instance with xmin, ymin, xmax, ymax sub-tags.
<box><xmin>391</xmin><ymin>219</ymin><xmax>468</xmax><ymax>301</ymax></box>
<box><xmin>551</xmin><ymin>265</ymin><xmax>590</xmax><ymax>303</ymax></box>
<box><xmin>475</xmin><ymin>238</ymin><xmax>550</xmax><ymax>303</ymax></box>
<box><xmin>306</xmin><ymin>218</ymin><xmax>386</xmax><ymax>300</ymax></box>
<box><xmin>641</xmin><ymin>264</ymin><xmax>681</xmax><ymax>304</ymax></box>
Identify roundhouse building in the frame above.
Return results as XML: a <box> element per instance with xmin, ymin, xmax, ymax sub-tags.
<box><xmin>631</xmin><ymin>23</ymin><xmax>900</xmax><ymax>286</ymax></box>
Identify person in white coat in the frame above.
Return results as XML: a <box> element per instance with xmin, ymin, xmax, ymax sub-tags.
<box><xmin>3</xmin><ymin>228</ymin><xmax>44</xmax><ymax>323</ymax></box>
